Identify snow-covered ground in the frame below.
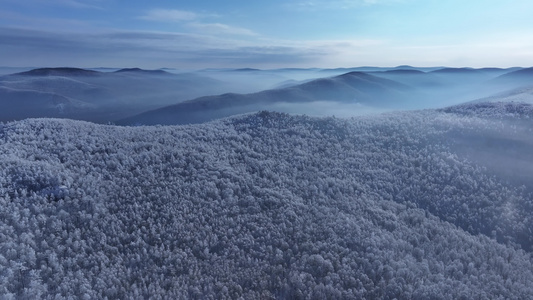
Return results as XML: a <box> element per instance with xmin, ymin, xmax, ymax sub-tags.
<box><xmin>1</xmin><ymin>104</ymin><xmax>533</xmax><ymax>298</ymax></box>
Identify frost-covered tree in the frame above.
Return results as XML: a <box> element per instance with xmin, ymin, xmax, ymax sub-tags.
<box><xmin>0</xmin><ymin>103</ymin><xmax>533</xmax><ymax>298</ymax></box>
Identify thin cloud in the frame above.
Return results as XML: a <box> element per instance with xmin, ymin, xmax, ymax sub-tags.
<box><xmin>0</xmin><ymin>10</ymin><xmax>103</xmax><ymax>32</ymax></box>
<box><xmin>3</xmin><ymin>25</ymin><xmax>526</xmax><ymax>69</ymax></box>
<box><xmin>0</xmin><ymin>27</ymin><xmax>325</xmax><ymax>68</ymax></box>
<box><xmin>187</xmin><ymin>23</ymin><xmax>258</xmax><ymax>37</ymax></box>
<box><xmin>0</xmin><ymin>0</ymin><xmax>103</xmax><ymax>10</ymax></box>
<box><xmin>288</xmin><ymin>0</ymin><xmax>404</xmax><ymax>10</ymax></box>
<box><xmin>140</xmin><ymin>9</ymin><xmax>198</xmax><ymax>22</ymax></box>
<box><xmin>55</xmin><ymin>0</ymin><xmax>103</xmax><ymax>10</ymax></box>
<box><xmin>140</xmin><ymin>9</ymin><xmax>258</xmax><ymax>37</ymax></box>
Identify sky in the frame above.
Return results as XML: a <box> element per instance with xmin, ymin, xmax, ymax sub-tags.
<box><xmin>1</xmin><ymin>0</ymin><xmax>533</xmax><ymax>69</ymax></box>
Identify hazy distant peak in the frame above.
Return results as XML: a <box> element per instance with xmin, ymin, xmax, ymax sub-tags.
<box><xmin>382</xmin><ymin>69</ymin><xmax>426</xmax><ymax>74</ymax></box>
<box><xmin>393</xmin><ymin>65</ymin><xmax>416</xmax><ymax>70</ymax></box>
<box><xmin>335</xmin><ymin>71</ymin><xmax>413</xmax><ymax>90</ymax></box>
<box><xmin>336</xmin><ymin>71</ymin><xmax>372</xmax><ymax>78</ymax></box>
<box><xmin>15</xmin><ymin>67</ymin><xmax>101</xmax><ymax>77</ymax></box>
<box><xmin>488</xmin><ymin>67</ymin><xmax>533</xmax><ymax>87</ymax></box>
<box><xmin>114</xmin><ymin>68</ymin><xmax>170</xmax><ymax>75</ymax></box>
<box><xmin>478</xmin><ymin>67</ymin><xmax>505</xmax><ymax>72</ymax></box>
<box><xmin>231</xmin><ymin>68</ymin><xmax>262</xmax><ymax>72</ymax></box>
<box><xmin>497</xmin><ymin>67</ymin><xmax>533</xmax><ymax>78</ymax></box>
<box><xmin>430</xmin><ymin>67</ymin><xmax>481</xmax><ymax>74</ymax></box>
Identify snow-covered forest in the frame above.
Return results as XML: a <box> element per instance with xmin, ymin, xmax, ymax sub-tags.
<box><xmin>1</xmin><ymin>103</ymin><xmax>533</xmax><ymax>298</ymax></box>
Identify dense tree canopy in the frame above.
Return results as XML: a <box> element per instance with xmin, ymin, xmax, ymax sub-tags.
<box><xmin>1</xmin><ymin>103</ymin><xmax>532</xmax><ymax>298</ymax></box>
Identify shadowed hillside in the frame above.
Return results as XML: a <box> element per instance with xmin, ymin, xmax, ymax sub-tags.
<box><xmin>118</xmin><ymin>72</ymin><xmax>418</xmax><ymax>125</ymax></box>
<box><xmin>0</xmin><ymin>67</ymin><xmax>229</xmax><ymax>122</ymax></box>
<box><xmin>15</xmin><ymin>67</ymin><xmax>102</xmax><ymax>77</ymax></box>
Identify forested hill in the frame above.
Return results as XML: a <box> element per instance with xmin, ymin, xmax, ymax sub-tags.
<box><xmin>1</xmin><ymin>105</ymin><xmax>533</xmax><ymax>298</ymax></box>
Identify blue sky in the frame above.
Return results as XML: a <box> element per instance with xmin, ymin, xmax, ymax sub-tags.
<box><xmin>1</xmin><ymin>0</ymin><xmax>533</xmax><ymax>69</ymax></box>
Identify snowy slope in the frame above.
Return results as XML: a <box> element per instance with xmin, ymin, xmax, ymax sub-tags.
<box><xmin>1</xmin><ymin>106</ymin><xmax>533</xmax><ymax>298</ymax></box>
<box><xmin>0</xmin><ymin>86</ymin><xmax>95</xmax><ymax>121</ymax></box>
<box><xmin>468</xmin><ymin>85</ymin><xmax>533</xmax><ymax>105</ymax></box>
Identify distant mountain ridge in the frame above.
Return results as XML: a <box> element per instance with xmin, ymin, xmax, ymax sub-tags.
<box><xmin>493</xmin><ymin>67</ymin><xmax>533</xmax><ymax>82</ymax></box>
<box><xmin>0</xmin><ymin>67</ymin><xmax>229</xmax><ymax>122</ymax></box>
<box><xmin>3</xmin><ymin>66</ymin><xmax>533</xmax><ymax>124</ymax></box>
<box><xmin>15</xmin><ymin>67</ymin><xmax>101</xmax><ymax>77</ymax></box>
<box><xmin>114</xmin><ymin>68</ymin><xmax>171</xmax><ymax>75</ymax></box>
<box><xmin>117</xmin><ymin>71</ymin><xmax>417</xmax><ymax>125</ymax></box>
<box><xmin>430</xmin><ymin>67</ymin><xmax>483</xmax><ymax>74</ymax></box>
<box><xmin>117</xmin><ymin>66</ymin><xmax>533</xmax><ymax>125</ymax></box>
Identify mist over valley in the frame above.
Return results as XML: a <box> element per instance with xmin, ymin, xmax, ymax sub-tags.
<box><xmin>2</xmin><ymin>66</ymin><xmax>533</xmax><ymax>125</ymax></box>
<box><xmin>2</xmin><ymin>62</ymin><xmax>533</xmax><ymax>298</ymax></box>
<box><xmin>3</xmin><ymin>0</ymin><xmax>533</xmax><ymax>298</ymax></box>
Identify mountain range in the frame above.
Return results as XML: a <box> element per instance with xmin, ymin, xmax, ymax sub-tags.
<box><xmin>2</xmin><ymin>64</ymin><xmax>533</xmax><ymax>298</ymax></box>
<box><xmin>119</xmin><ymin>66</ymin><xmax>533</xmax><ymax>125</ymax></box>
<box><xmin>0</xmin><ymin>67</ymin><xmax>225</xmax><ymax>122</ymax></box>
<box><xmin>117</xmin><ymin>71</ymin><xmax>418</xmax><ymax>125</ymax></box>
<box><xmin>2</xmin><ymin>66</ymin><xmax>533</xmax><ymax>125</ymax></box>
